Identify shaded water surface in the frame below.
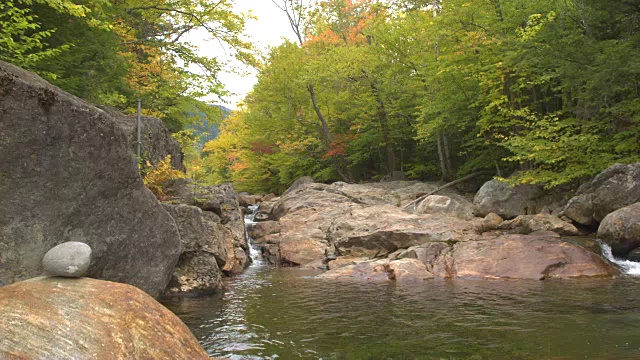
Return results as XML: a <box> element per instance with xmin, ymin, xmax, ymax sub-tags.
<box><xmin>162</xmin><ymin>265</ymin><xmax>640</xmax><ymax>359</ymax></box>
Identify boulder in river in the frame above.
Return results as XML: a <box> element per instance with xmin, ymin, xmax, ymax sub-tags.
<box><xmin>0</xmin><ymin>60</ymin><xmax>180</xmax><ymax>296</ymax></box>
<box><xmin>0</xmin><ymin>277</ymin><xmax>209</xmax><ymax>359</ymax></box>
<box><xmin>597</xmin><ymin>202</ymin><xmax>640</xmax><ymax>258</ymax></box>
<box><xmin>106</xmin><ymin>108</ymin><xmax>185</xmax><ymax>171</ymax></box>
<box><xmin>562</xmin><ymin>163</ymin><xmax>640</xmax><ymax>226</ymax></box>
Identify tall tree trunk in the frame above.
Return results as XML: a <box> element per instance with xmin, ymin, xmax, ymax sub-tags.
<box><xmin>437</xmin><ymin>131</ymin><xmax>448</xmax><ymax>181</ymax></box>
<box><xmin>443</xmin><ymin>129</ymin><xmax>453</xmax><ymax>179</ymax></box>
<box><xmin>368</xmin><ymin>78</ymin><xmax>396</xmax><ymax>175</ymax></box>
<box><xmin>308</xmin><ymin>84</ymin><xmax>353</xmax><ymax>182</ymax></box>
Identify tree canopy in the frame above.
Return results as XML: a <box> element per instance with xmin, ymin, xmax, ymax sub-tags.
<box><xmin>202</xmin><ymin>0</ymin><xmax>640</xmax><ymax>193</ymax></box>
<box><xmin>0</xmin><ymin>0</ymin><xmax>253</xmax><ymax>131</ymax></box>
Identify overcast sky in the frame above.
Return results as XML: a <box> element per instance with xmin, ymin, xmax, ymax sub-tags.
<box><xmin>187</xmin><ymin>0</ymin><xmax>297</xmax><ymax>108</ymax></box>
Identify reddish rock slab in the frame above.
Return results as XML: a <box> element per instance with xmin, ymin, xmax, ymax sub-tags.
<box><xmin>451</xmin><ymin>235</ymin><xmax>620</xmax><ymax>280</ymax></box>
<box><xmin>0</xmin><ymin>277</ymin><xmax>208</xmax><ymax>359</ymax></box>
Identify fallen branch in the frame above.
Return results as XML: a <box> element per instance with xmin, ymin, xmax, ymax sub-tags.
<box><xmin>403</xmin><ymin>171</ymin><xmax>494</xmax><ymax>211</ymax></box>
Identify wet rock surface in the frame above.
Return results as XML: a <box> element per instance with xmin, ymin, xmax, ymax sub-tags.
<box><xmin>0</xmin><ymin>277</ymin><xmax>208</xmax><ymax>359</ymax></box>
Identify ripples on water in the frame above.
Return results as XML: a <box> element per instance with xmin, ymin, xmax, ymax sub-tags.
<box><xmin>163</xmin><ymin>265</ymin><xmax>640</xmax><ymax>359</ymax></box>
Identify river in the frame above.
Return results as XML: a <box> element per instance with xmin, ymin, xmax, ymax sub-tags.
<box><xmin>162</xmin><ymin>208</ymin><xmax>640</xmax><ymax>359</ymax></box>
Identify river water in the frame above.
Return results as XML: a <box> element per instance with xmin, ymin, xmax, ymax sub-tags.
<box><xmin>162</xmin><ymin>209</ymin><xmax>640</xmax><ymax>359</ymax></box>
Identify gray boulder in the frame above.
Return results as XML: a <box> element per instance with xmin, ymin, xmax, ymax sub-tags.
<box><xmin>0</xmin><ymin>60</ymin><xmax>180</xmax><ymax>296</ymax></box>
<box><xmin>162</xmin><ymin>204</ymin><xmax>227</xmax><ymax>295</ymax></box>
<box><xmin>164</xmin><ymin>179</ymin><xmax>250</xmax><ymax>274</ymax></box>
<box><xmin>473</xmin><ymin>179</ymin><xmax>543</xmax><ymax>219</ymax></box>
<box><xmin>563</xmin><ymin>163</ymin><xmax>640</xmax><ymax>226</ymax></box>
<box><xmin>42</xmin><ymin>242</ymin><xmax>92</xmax><ymax>277</ymax></box>
<box><xmin>597</xmin><ymin>202</ymin><xmax>640</xmax><ymax>258</ymax></box>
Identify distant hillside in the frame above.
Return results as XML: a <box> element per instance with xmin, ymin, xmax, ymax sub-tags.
<box><xmin>187</xmin><ymin>104</ymin><xmax>231</xmax><ymax>150</ymax></box>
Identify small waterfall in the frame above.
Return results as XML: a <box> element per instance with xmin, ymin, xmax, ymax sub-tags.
<box><xmin>244</xmin><ymin>204</ymin><xmax>264</xmax><ymax>265</ymax></box>
<box><xmin>598</xmin><ymin>240</ymin><xmax>640</xmax><ymax>276</ymax></box>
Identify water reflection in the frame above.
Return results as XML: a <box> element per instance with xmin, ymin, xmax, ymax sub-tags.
<box><xmin>163</xmin><ymin>268</ymin><xmax>640</xmax><ymax>359</ymax></box>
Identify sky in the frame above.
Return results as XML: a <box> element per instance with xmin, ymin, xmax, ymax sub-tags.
<box><xmin>187</xmin><ymin>0</ymin><xmax>298</xmax><ymax>109</ymax></box>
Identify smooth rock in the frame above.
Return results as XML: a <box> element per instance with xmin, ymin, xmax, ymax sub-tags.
<box><xmin>248</xmin><ymin>220</ymin><xmax>281</xmax><ymax>240</ymax></box>
<box><xmin>42</xmin><ymin>241</ymin><xmax>92</xmax><ymax>277</ymax></box>
<box><xmin>563</xmin><ymin>163</ymin><xmax>640</xmax><ymax>226</ymax></box>
<box><xmin>319</xmin><ymin>258</ymin><xmax>434</xmax><ymax>282</ymax></box>
<box><xmin>597</xmin><ymin>202</ymin><xmax>640</xmax><ymax>258</ymax></box>
<box><xmin>473</xmin><ymin>179</ymin><xmax>542</xmax><ymax>218</ymax></box>
<box><xmin>107</xmin><ymin>109</ymin><xmax>185</xmax><ymax>171</ymax></box>
<box><xmin>0</xmin><ymin>277</ymin><xmax>208</xmax><ymax>359</ymax></box>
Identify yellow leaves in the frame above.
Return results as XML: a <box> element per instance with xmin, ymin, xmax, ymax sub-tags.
<box><xmin>142</xmin><ymin>155</ymin><xmax>185</xmax><ymax>199</ymax></box>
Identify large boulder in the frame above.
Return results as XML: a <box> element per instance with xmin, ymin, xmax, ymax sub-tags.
<box><xmin>473</xmin><ymin>179</ymin><xmax>543</xmax><ymax>218</ymax></box>
<box><xmin>0</xmin><ymin>277</ymin><xmax>208</xmax><ymax>359</ymax></box>
<box><xmin>449</xmin><ymin>234</ymin><xmax>618</xmax><ymax>279</ymax></box>
<box><xmin>321</xmin><ymin>234</ymin><xmax>619</xmax><ymax>281</ymax></box>
<box><xmin>162</xmin><ymin>204</ymin><xmax>227</xmax><ymax>295</ymax></box>
<box><xmin>164</xmin><ymin>179</ymin><xmax>250</xmax><ymax>274</ymax></box>
<box><xmin>563</xmin><ymin>163</ymin><xmax>640</xmax><ymax>226</ymax></box>
<box><xmin>0</xmin><ymin>60</ymin><xmax>180</xmax><ymax>296</ymax></box>
<box><xmin>597</xmin><ymin>203</ymin><xmax>640</xmax><ymax>258</ymax></box>
<box><xmin>107</xmin><ymin>109</ymin><xmax>185</xmax><ymax>171</ymax></box>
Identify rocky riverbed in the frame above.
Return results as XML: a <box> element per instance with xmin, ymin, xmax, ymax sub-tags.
<box><xmin>247</xmin><ymin>162</ymin><xmax>640</xmax><ymax>282</ymax></box>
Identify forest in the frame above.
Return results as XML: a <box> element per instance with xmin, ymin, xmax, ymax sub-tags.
<box><xmin>2</xmin><ymin>0</ymin><xmax>639</xmax><ymax>194</ymax></box>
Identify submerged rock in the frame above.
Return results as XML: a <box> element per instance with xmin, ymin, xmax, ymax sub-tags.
<box><xmin>597</xmin><ymin>203</ymin><xmax>640</xmax><ymax>258</ymax></box>
<box><xmin>0</xmin><ymin>277</ymin><xmax>209</xmax><ymax>359</ymax></box>
<box><xmin>42</xmin><ymin>242</ymin><xmax>91</xmax><ymax>278</ymax></box>
<box><xmin>0</xmin><ymin>60</ymin><xmax>180</xmax><ymax>296</ymax></box>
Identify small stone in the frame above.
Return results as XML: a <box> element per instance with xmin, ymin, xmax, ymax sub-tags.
<box><xmin>42</xmin><ymin>242</ymin><xmax>92</xmax><ymax>278</ymax></box>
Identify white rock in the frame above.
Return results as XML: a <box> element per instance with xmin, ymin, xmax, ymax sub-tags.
<box><xmin>42</xmin><ymin>242</ymin><xmax>91</xmax><ymax>278</ymax></box>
